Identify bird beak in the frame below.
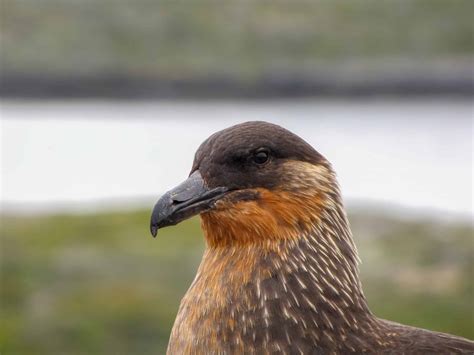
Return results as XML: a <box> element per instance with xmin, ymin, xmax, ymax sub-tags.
<box><xmin>150</xmin><ymin>170</ymin><xmax>228</xmax><ymax>237</ymax></box>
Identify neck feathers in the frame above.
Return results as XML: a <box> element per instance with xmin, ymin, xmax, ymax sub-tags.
<box><xmin>200</xmin><ymin>162</ymin><xmax>365</xmax><ymax>308</ymax></box>
<box><xmin>169</xmin><ymin>164</ymin><xmax>380</xmax><ymax>353</ymax></box>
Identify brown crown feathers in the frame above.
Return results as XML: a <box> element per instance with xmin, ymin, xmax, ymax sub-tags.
<box><xmin>150</xmin><ymin>121</ymin><xmax>474</xmax><ymax>354</ymax></box>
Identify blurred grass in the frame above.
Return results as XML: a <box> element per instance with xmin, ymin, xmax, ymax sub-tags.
<box><xmin>2</xmin><ymin>0</ymin><xmax>473</xmax><ymax>77</ymax></box>
<box><xmin>1</xmin><ymin>208</ymin><xmax>473</xmax><ymax>354</ymax></box>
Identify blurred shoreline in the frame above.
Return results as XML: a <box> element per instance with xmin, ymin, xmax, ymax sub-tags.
<box><xmin>2</xmin><ymin>66</ymin><xmax>473</xmax><ymax>99</ymax></box>
<box><xmin>2</xmin><ymin>198</ymin><xmax>472</xmax><ymax>225</ymax></box>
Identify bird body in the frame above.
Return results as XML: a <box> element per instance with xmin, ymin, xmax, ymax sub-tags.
<box><xmin>150</xmin><ymin>122</ymin><xmax>474</xmax><ymax>354</ymax></box>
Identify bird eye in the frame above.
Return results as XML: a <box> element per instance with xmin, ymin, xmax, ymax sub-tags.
<box><xmin>253</xmin><ymin>150</ymin><xmax>269</xmax><ymax>165</ymax></box>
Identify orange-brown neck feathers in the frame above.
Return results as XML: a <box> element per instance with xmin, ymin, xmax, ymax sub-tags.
<box><xmin>201</xmin><ymin>161</ymin><xmax>340</xmax><ymax>249</ymax></box>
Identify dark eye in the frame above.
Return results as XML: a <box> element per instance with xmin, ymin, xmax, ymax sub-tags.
<box><xmin>252</xmin><ymin>150</ymin><xmax>269</xmax><ymax>165</ymax></box>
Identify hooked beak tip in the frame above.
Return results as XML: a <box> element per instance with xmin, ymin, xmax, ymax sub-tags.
<box><xmin>149</xmin><ymin>170</ymin><xmax>229</xmax><ymax>237</ymax></box>
<box><xmin>150</xmin><ymin>224</ymin><xmax>158</xmax><ymax>238</ymax></box>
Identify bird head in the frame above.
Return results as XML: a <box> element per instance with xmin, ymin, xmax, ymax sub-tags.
<box><xmin>150</xmin><ymin>121</ymin><xmax>339</xmax><ymax>248</ymax></box>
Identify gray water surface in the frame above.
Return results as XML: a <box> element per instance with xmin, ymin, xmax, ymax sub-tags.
<box><xmin>1</xmin><ymin>99</ymin><xmax>472</xmax><ymax>217</ymax></box>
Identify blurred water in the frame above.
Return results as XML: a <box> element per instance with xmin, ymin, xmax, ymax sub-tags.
<box><xmin>1</xmin><ymin>99</ymin><xmax>472</xmax><ymax>217</ymax></box>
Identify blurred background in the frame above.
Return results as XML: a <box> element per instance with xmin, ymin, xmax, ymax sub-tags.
<box><xmin>1</xmin><ymin>0</ymin><xmax>473</xmax><ymax>354</ymax></box>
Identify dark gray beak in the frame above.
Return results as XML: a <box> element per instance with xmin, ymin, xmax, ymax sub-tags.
<box><xmin>150</xmin><ymin>170</ymin><xmax>228</xmax><ymax>237</ymax></box>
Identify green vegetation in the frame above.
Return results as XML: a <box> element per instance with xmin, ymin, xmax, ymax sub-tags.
<box><xmin>1</xmin><ymin>207</ymin><xmax>472</xmax><ymax>354</ymax></box>
<box><xmin>2</xmin><ymin>0</ymin><xmax>473</xmax><ymax>77</ymax></box>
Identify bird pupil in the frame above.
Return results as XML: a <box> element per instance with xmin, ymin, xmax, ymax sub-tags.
<box><xmin>254</xmin><ymin>151</ymin><xmax>268</xmax><ymax>164</ymax></box>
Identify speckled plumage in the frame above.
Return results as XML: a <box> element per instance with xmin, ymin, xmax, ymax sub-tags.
<box><xmin>151</xmin><ymin>122</ymin><xmax>474</xmax><ymax>354</ymax></box>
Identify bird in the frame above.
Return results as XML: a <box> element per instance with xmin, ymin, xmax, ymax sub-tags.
<box><xmin>150</xmin><ymin>121</ymin><xmax>474</xmax><ymax>354</ymax></box>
